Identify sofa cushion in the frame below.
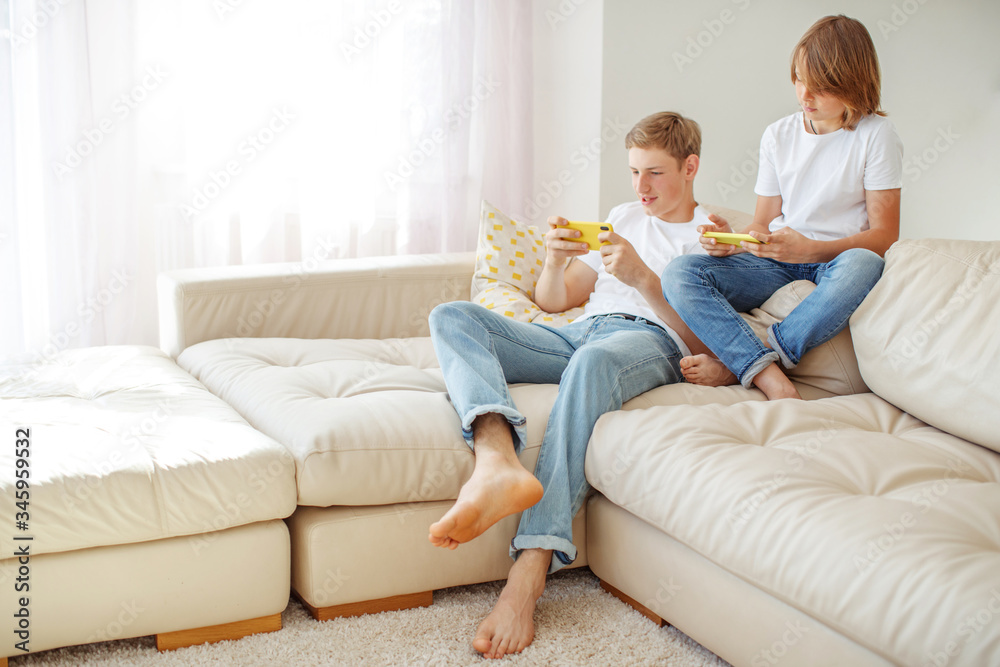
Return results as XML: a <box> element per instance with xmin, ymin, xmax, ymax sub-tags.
<box><xmin>178</xmin><ymin>337</ymin><xmax>779</xmax><ymax>508</ymax></box>
<box><xmin>851</xmin><ymin>239</ymin><xmax>1000</xmax><ymax>452</ymax></box>
<box><xmin>0</xmin><ymin>346</ymin><xmax>297</xmax><ymax>557</ymax></box>
<box><xmin>586</xmin><ymin>394</ymin><xmax>1000</xmax><ymax>666</ymax></box>
<box><xmin>178</xmin><ymin>337</ymin><xmax>553</xmax><ymax>507</ymax></box>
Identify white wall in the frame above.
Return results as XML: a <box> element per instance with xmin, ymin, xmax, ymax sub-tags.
<box><xmin>594</xmin><ymin>0</ymin><xmax>1000</xmax><ymax>241</ymax></box>
<box><xmin>529</xmin><ymin>0</ymin><xmax>605</xmax><ymax>225</ymax></box>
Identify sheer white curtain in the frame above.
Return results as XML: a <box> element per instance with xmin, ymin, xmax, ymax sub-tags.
<box><xmin>2</xmin><ymin>0</ymin><xmax>533</xmax><ymax>357</ymax></box>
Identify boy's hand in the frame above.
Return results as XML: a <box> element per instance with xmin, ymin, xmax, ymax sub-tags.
<box><xmin>699</xmin><ymin>214</ymin><xmax>743</xmax><ymax>256</ymax></box>
<box><xmin>600</xmin><ymin>232</ymin><xmax>656</xmax><ymax>291</ymax></box>
<box><xmin>739</xmin><ymin>227</ymin><xmax>818</xmax><ymax>263</ymax></box>
<box><xmin>544</xmin><ymin>216</ymin><xmax>590</xmax><ymax>268</ymax></box>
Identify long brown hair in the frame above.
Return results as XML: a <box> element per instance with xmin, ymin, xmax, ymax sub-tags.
<box><xmin>791</xmin><ymin>15</ymin><xmax>885</xmax><ymax>130</ymax></box>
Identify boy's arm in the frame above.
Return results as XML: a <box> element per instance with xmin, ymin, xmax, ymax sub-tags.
<box><xmin>818</xmin><ymin>188</ymin><xmax>900</xmax><ymax>257</ymax></box>
<box><xmin>699</xmin><ymin>195</ymin><xmax>782</xmax><ymax>256</ymax></box>
<box><xmin>742</xmin><ymin>188</ymin><xmax>901</xmax><ymax>262</ymax></box>
<box><xmin>534</xmin><ymin>217</ymin><xmax>599</xmax><ymax>312</ymax></box>
<box><xmin>600</xmin><ymin>231</ymin><xmax>713</xmax><ymax>357</ymax></box>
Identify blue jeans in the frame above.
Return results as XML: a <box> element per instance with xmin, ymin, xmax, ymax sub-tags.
<box><xmin>660</xmin><ymin>248</ymin><xmax>884</xmax><ymax>387</ymax></box>
<box><xmin>428</xmin><ymin>301</ymin><xmax>684</xmax><ymax>574</ymax></box>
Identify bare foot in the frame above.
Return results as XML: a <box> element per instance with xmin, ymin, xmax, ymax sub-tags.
<box><xmin>429</xmin><ymin>454</ymin><xmax>543</xmax><ymax>549</ymax></box>
<box><xmin>473</xmin><ymin>549</ymin><xmax>550</xmax><ymax>659</ymax></box>
<box><xmin>751</xmin><ymin>362</ymin><xmax>802</xmax><ymax>400</ymax></box>
<box><xmin>680</xmin><ymin>354</ymin><xmax>738</xmax><ymax>387</ymax></box>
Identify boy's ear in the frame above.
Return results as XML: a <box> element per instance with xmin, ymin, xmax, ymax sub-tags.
<box><xmin>684</xmin><ymin>154</ymin><xmax>700</xmax><ymax>180</ymax></box>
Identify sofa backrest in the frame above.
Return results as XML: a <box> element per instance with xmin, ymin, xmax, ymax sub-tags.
<box><xmin>158</xmin><ymin>252</ymin><xmax>477</xmax><ymax>358</ymax></box>
<box><xmin>850</xmin><ymin>239</ymin><xmax>1000</xmax><ymax>453</ymax></box>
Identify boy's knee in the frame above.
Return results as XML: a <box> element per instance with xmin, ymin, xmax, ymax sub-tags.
<box><xmin>429</xmin><ymin>301</ymin><xmax>470</xmax><ymax>333</ymax></box>
<box><xmin>839</xmin><ymin>248</ymin><xmax>884</xmax><ymax>277</ymax></box>
<box><xmin>661</xmin><ymin>254</ymin><xmax>705</xmax><ymax>302</ymax></box>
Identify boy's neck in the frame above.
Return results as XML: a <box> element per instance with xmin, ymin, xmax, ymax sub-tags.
<box><xmin>805</xmin><ymin>116</ymin><xmax>844</xmax><ymax>135</ymax></box>
<box><xmin>654</xmin><ymin>197</ymin><xmax>698</xmax><ymax>224</ymax></box>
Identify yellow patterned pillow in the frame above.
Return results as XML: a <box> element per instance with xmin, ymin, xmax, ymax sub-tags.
<box><xmin>471</xmin><ymin>201</ymin><xmax>585</xmax><ymax>326</ymax></box>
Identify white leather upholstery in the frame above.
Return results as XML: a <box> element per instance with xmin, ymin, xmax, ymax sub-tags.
<box><xmin>851</xmin><ymin>239</ymin><xmax>1000</xmax><ymax>453</ymax></box>
<box><xmin>0</xmin><ymin>520</ymin><xmax>290</xmax><ymax>655</ymax></box>
<box><xmin>586</xmin><ymin>496</ymin><xmax>892</xmax><ymax>667</ymax></box>
<box><xmin>158</xmin><ymin>252</ymin><xmax>476</xmax><ymax>359</ymax></box>
<box><xmin>176</xmin><ymin>334</ymin><xmax>835</xmax><ymax>509</ymax></box>
<box><xmin>288</xmin><ymin>502</ymin><xmax>587</xmax><ymax>608</ymax></box>
<box><xmin>587</xmin><ymin>393</ymin><xmax>1000</xmax><ymax>666</ymax></box>
<box><xmin>178</xmin><ymin>337</ymin><xmax>556</xmax><ymax>506</ymax></box>
<box><xmin>0</xmin><ymin>346</ymin><xmax>297</xmax><ymax>556</ymax></box>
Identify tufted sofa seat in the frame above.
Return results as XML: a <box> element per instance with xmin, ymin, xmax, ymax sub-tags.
<box><xmin>586</xmin><ymin>238</ymin><xmax>1000</xmax><ymax>666</ymax></box>
<box><xmin>0</xmin><ymin>346</ymin><xmax>297</xmax><ymax>657</ymax></box>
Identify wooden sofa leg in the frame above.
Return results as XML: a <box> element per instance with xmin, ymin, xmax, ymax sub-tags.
<box><xmin>155</xmin><ymin>613</ymin><xmax>282</xmax><ymax>651</ymax></box>
<box><xmin>1</xmin><ymin>656</ymin><xmax>7</xmax><ymax>666</ymax></box>
<box><xmin>600</xmin><ymin>579</ymin><xmax>669</xmax><ymax>627</ymax></box>
<box><xmin>293</xmin><ymin>589</ymin><xmax>433</xmax><ymax>621</ymax></box>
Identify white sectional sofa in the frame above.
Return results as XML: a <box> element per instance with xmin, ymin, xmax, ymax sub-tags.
<box><xmin>153</xmin><ymin>198</ymin><xmax>1000</xmax><ymax>665</ymax></box>
<box><xmin>3</xmin><ymin>211</ymin><xmax>997</xmax><ymax>665</ymax></box>
<box><xmin>0</xmin><ymin>347</ymin><xmax>297</xmax><ymax>661</ymax></box>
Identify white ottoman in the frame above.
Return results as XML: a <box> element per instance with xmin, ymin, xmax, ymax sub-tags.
<box><xmin>0</xmin><ymin>346</ymin><xmax>297</xmax><ymax>660</ymax></box>
<box><xmin>177</xmin><ymin>335</ymin><xmax>589</xmax><ymax>619</ymax></box>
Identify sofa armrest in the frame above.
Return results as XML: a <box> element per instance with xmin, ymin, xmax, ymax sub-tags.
<box><xmin>158</xmin><ymin>252</ymin><xmax>476</xmax><ymax>358</ymax></box>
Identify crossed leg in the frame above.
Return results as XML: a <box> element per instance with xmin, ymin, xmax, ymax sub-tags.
<box><xmin>428</xmin><ymin>413</ymin><xmax>543</xmax><ymax>550</ymax></box>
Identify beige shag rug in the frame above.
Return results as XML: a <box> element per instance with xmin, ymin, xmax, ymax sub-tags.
<box><xmin>12</xmin><ymin>569</ymin><xmax>730</xmax><ymax>666</ymax></box>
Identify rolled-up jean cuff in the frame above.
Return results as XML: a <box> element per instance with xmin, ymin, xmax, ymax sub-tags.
<box><xmin>510</xmin><ymin>535</ymin><xmax>578</xmax><ymax>575</ymax></box>
<box><xmin>739</xmin><ymin>350</ymin><xmax>781</xmax><ymax>389</ymax></box>
<box><xmin>461</xmin><ymin>405</ymin><xmax>527</xmax><ymax>453</ymax></box>
<box><xmin>767</xmin><ymin>325</ymin><xmax>798</xmax><ymax>370</ymax></box>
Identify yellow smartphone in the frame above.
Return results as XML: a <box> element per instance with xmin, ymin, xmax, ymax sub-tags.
<box><xmin>565</xmin><ymin>221</ymin><xmax>614</xmax><ymax>251</ymax></box>
<box><xmin>703</xmin><ymin>231</ymin><xmax>765</xmax><ymax>245</ymax></box>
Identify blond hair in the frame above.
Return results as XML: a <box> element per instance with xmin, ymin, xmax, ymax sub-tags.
<box><xmin>625</xmin><ymin>112</ymin><xmax>701</xmax><ymax>163</ymax></box>
<box><xmin>792</xmin><ymin>15</ymin><xmax>885</xmax><ymax>130</ymax></box>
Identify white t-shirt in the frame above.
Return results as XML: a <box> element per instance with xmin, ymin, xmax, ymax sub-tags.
<box><xmin>754</xmin><ymin>112</ymin><xmax>904</xmax><ymax>241</ymax></box>
<box><xmin>576</xmin><ymin>201</ymin><xmax>710</xmax><ymax>356</ymax></box>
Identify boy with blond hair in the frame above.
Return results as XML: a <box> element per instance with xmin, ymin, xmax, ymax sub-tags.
<box><xmin>428</xmin><ymin>111</ymin><xmax>715</xmax><ymax>658</ymax></box>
